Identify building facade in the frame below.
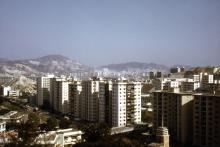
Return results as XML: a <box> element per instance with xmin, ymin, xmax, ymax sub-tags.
<box><xmin>193</xmin><ymin>94</ymin><xmax>220</xmax><ymax>147</ymax></box>
<box><xmin>37</xmin><ymin>75</ymin><xmax>54</xmax><ymax>106</ymax></box>
<box><xmin>69</xmin><ymin>81</ymin><xmax>82</xmax><ymax>119</ymax></box>
<box><xmin>112</xmin><ymin>81</ymin><xmax>142</xmax><ymax>127</ymax></box>
<box><xmin>52</xmin><ymin>78</ymin><xmax>70</xmax><ymax>114</ymax></box>
<box><xmin>153</xmin><ymin>91</ymin><xmax>194</xmax><ymax>144</ymax></box>
<box><xmin>81</xmin><ymin>78</ymin><xmax>100</xmax><ymax>122</ymax></box>
<box><xmin>0</xmin><ymin>121</ymin><xmax>6</xmax><ymax>133</ymax></box>
<box><xmin>112</xmin><ymin>81</ymin><xmax>127</xmax><ymax>127</ymax></box>
<box><xmin>126</xmin><ymin>82</ymin><xmax>141</xmax><ymax>125</ymax></box>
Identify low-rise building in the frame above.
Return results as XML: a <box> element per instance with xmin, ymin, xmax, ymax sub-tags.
<box><xmin>0</xmin><ymin>121</ymin><xmax>6</xmax><ymax>133</ymax></box>
<box><xmin>202</xmin><ymin>74</ymin><xmax>214</xmax><ymax>84</ymax></box>
<box><xmin>0</xmin><ymin>130</ymin><xmax>17</xmax><ymax>145</ymax></box>
<box><xmin>35</xmin><ymin>128</ymin><xmax>83</xmax><ymax>146</ymax></box>
<box><xmin>181</xmin><ymin>81</ymin><xmax>200</xmax><ymax>92</ymax></box>
<box><xmin>0</xmin><ymin>86</ymin><xmax>11</xmax><ymax>96</ymax></box>
<box><xmin>8</xmin><ymin>90</ymin><xmax>20</xmax><ymax>98</ymax></box>
<box><xmin>141</xmin><ymin>84</ymin><xmax>154</xmax><ymax>112</ymax></box>
<box><xmin>170</xmin><ymin>67</ymin><xmax>184</xmax><ymax>74</ymax></box>
<box><xmin>0</xmin><ymin>111</ymin><xmax>25</xmax><ymax>123</ymax></box>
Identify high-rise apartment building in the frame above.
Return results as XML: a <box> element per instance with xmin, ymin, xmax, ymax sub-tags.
<box><xmin>112</xmin><ymin>81</ymin><xmax>127</xmax><ymax>127</ymax></box>
<box><xmin>112</xmin><ymin>81</ymin><xmax>142</xmax><ymax>127</ymax></box>
<box><xmin>37</xmin><ymin>75</ymin><xmax>54</xmax><ymax>106</ymax></box>
<box><xmin>37</xmin><ymin>76</ymin><xmax>142</xmax><ymax>128</ymax></box>
<box><xmin>153</xmin><ymin>91</ymin><xmax>194</xmax><ymax>144</ymax></box>
<box><xmin>104</xmin><ymin>80</ymin><xmax>113</xmax><ymax>125</ymax></box>
<box><xmin>75</xmin><ymin>78</ymin><xmax>113</xmax><ymax>123</ymax></box>
<box><xmin>193</xmin><ymin>94</ymin><xmax>220</xmax><ymax>147</ymax></box>
<box><xmin>81</xmin><ymin>78</ymin><xmax>100</xmax><ymax>122</ymax></box>
<box><xmin>126</xmin><ymin>82</ymin><xmax>142</xmax><ymax>125</ymax></box>
<box><xmin>98</xmin><ymin>80</ymin><xmax>112</xmax><ymax>123</ymax></box>
<box><xmin>52</xmin><ymin>78</ymin><xmax>70</xmax><ymax>114</ymax></box>
<box><xmin>69</xmin><ymin>81</ymin><xmax>82</xmax><ymax>119</ymax></box>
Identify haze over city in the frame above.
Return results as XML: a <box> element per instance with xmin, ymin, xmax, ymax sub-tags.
<box><xmin>1</xmin><ymin>1</ymin><xmax>220</xmax><ymax>147</ymax></box>
<box><xmin>0</xmin><ymin>0</ymin><xmax>220</xmax><ymax>66</ymax></box>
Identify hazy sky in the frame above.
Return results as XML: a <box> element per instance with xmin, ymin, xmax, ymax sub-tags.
<box><xmin>0</xmin><ymin>0</ymin><xmax>220</xmax><ymax>66</ymax></box>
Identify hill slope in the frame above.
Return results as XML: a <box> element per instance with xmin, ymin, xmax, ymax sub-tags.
<box><xmin>99</xmin><ymin>62</ymin><xmax>169</xmax><ymax>73</ymax></box>
<box><xmin>0</xmin><ymin>55</ymin><xmax>91</xmax><ymax>77</ymax></box>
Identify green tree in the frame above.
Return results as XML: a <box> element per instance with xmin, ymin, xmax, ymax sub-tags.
<box><xmin>28</xmin><ymin>112</ymin><xmax>40</xmax><ymax>128</ymax></box>
<box><xmin>5</xmin><ymin>112</ymin><xmax>42</xmax><ymax>146</ymax></box>
<box><xmin>16</xmin><ymin>112</ymin><xmax>40</xmax><ymax>146</ymax></box>
<box><xmin>74</xmin><ymin>135</ymin><xmax>144</xmax><ymax>147</ymax></box>
<box><xmin>45</xmin><ymin>116</ymin><xmax>58</xmax><ymax>131</ymax></box>
<box><xmin>59</xmin><ymin>117</ymin><xmax>72</xmax><ymax>129</ymax></box>
<box><xmin>81</xmin><ymin>123</ymin><xmax>111</xmax><ymax>142</ymax></box>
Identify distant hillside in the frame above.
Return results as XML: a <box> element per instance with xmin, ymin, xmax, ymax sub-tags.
<box><xmin>0</xmin><ymin>55</ymin><xmax>91</xmax><ymax>77</ymax></box>
<box><xmin>1</xmin><ymin>55</ymin><xmax>217</xmax><ymax>77</ymax></box>
<box><xmin>0</xmin><ymin>58</ymin><xmax>9</xmax><ymax>62</ymax></box>
<box><xmin>99</xmin><ymin>62</ymin><xmax>169</xmax><ymax>73</ymax></box>
<box><xmin>2</xmin><ymin>76</ymin><xmax>36</xmax><ymax>93</ymax></box>
<box><xmin>184</xmin><ymin>66</ymin><xmax>220</xmax><ymax>76</ymax></box>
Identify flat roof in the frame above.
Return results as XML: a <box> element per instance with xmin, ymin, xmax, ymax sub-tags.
<box><xmin>153</xmin><ymin>90</ymin><xmax>193</xmax><ymax>95</ymax></box>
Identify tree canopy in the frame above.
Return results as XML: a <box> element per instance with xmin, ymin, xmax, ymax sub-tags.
<box><xmin>59</xmin><ymin>117</ymin><xmax>72</xmax><ymax>129</ymax></box>
<box><xmin>45</xmin><ymin>116</ymin><xmax>58</xmax><ymax>131</ymax></box>
<box><xmin>81</xmin><ymin>123</ymin><xmax>111</xmax><ymax>142</ymax></box>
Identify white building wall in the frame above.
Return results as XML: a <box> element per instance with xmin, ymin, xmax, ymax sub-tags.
<box><xmin>52</xmin><ymin>78</ymin><xmax>70</xmax><ymax>114</ymax></box>
<box><xmin>0</xmin><ymin>122</ymin><xmax>6</xmax><ymax>133</ymax></box>
<box><xmin>37</xmin><ymin>75</ymin><xmax>54</xmax><ymax>106</ymax></box>
<box><xmin>133</xmin><ymin>82</ymin><xmax>142</xmax><ymax>124</ymax></box>
<box><xmin>112</xmin><ymin>82</ymin><xmax>127</xmax><ymax>127</ymax></box>
<box><xmin>60</xmin><ymin>81</ymin><xmax>69</xmax><ymax>114</ymax></box>
<box><xmin>3</xmin><ymin>86</ymin><xmax>11</xmax><ymax>96</ymax></box>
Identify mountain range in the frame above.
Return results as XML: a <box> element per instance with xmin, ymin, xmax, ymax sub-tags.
<box><xmin>98</xmin><ymin>62</ymin><xmax>169</xmax><ymax>74</ymax></box>
<box><xmin>0</xmin><ymin>54</ymin><xmax>171</xmax><ymax>77</ymax></box>
<box><xmin>0</xmin><ymin>55</ymin><xmax>90</xmax><ymax>77</ymax></box>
